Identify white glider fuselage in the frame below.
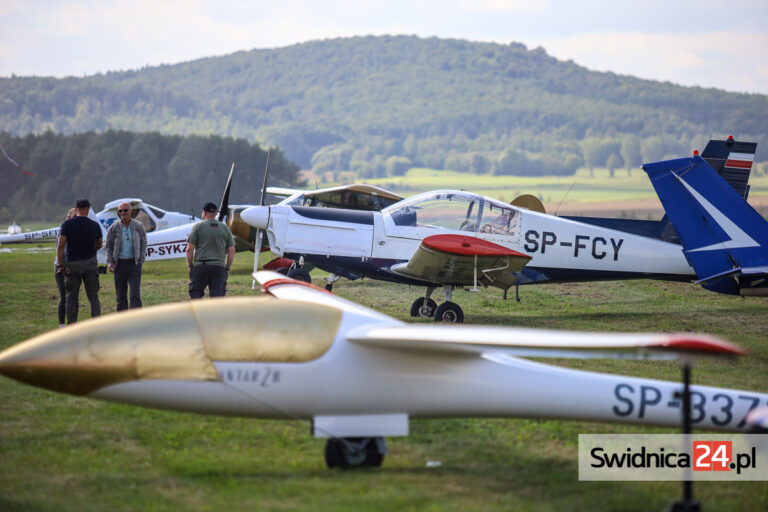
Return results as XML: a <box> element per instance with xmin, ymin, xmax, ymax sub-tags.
<box><xmin>250</xmin><ymin>190</ymin><xmax>693</xmax><ymax>287</ymax></box>
<box><xmin>1</xmin><ymin>273</ymin><xmax>764</xmax><ymax>438</ymax></box>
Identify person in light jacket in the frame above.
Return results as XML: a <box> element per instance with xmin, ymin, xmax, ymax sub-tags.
<box><xmin>105</xmin><ymin>201</ymin><xmax>147</xmax><ymax>311</ymax></box>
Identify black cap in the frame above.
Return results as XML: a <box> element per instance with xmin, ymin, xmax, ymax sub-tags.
<box><xmin>75</xmin><ymin>199</ymin><xmax>91</xmax><ymax>208</ymax></box>
<box><xmin>202</xmin><ymin>202</ymin><xmax>219</xmax><ymax>213</ymax></box>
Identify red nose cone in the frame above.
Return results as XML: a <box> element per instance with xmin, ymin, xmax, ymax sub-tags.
<box><xmin>693</xmin><ymin>150</ymin><xmax>699</xmax><ymax>156</ymax></box>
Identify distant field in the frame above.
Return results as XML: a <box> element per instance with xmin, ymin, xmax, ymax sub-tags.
<box><xmin>329</xmin><ymin>167</ymin><xmax>768</xmax><ymax>218</ymax></box>
<box><xmin>1</xmin><ymin>248</ymin><xmax>767</xmax><ymax>511</ymax></box>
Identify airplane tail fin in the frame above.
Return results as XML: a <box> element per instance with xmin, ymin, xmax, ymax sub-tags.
<box><xmin>642</xmin><ymin>151</ymin><xmax>768</xmax><ymax>296</ymax></box>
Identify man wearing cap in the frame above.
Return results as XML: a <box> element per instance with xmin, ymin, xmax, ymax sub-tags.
<box><xmin>56</xmin><ymin>199</ymin><xmax>103</xmax><ymax>323</ymax></box>
<box><xmin>185</xmin><ymin>202</ymin><xmax>235</xmax><ymax>298</ymax></box>
<box><xmin>105</xmin><ymin>201</ymin><xmax>147</xmax><ymax>311</ymax></box>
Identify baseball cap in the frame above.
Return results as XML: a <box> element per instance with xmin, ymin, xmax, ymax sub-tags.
<box><xmin>75</xmin><ymin>199</ymin><xmax>91</xmax><ymax>208</ymax></box>
<box><xmin>202</xmin><ymin>202</ymin><xmax>219</xmax><ymax>213</ymax></box>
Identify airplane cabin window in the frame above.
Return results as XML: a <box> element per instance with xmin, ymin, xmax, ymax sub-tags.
<box><xmin>389</xmin><ymin>193</ymin><xmax>480</xmax><ymax>230</ymax></box>
<box><xmin>134</xmin><ymin>209</ymin><xmax>157</xmax><ymax>232</ymax></box>
<box><xmin>147</xmin><ymin>206</ymin><xmax>166</xmax><ymax>219</ymax></box>
<box><xmin>478</xmin><ymin>203</ymin><xmax>518</xmax><ymax>235</ymax></box>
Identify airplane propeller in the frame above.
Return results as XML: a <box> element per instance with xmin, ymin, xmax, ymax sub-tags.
<box><xmin>218</xmin><ymin>163</ymin><xmax>235</xmax><ymax>223</ymax></box>
<box><xmin>252</xmin><ymin>151</ymin><xmax>270</xmax><ymax>289</ymax></box>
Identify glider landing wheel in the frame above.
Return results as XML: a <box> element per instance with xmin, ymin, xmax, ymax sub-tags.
<box><xmin>287</xmin><ymin>268</ymin><xmax>312</xmax><ymax>283</ymax></box>
<box><xmin>434</xmin><ymin>301</ymin><xmax>464</xmax><ymax>323</ymax></box>
<box><xmin>325</xmin><ymin>437</ymin><xmax>385</xmax><ymax>469</ymax></box>
<box><xmin>410</xmin><ymin>297</ymin><xmax>437</xmax><ymax>318</ymax></box>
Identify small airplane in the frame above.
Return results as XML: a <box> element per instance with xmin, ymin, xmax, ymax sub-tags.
<box><xmin>6</xmin><ymin>221</ymin><xmax>21</xmax><ymax>235</ymax></box>
<box><xmin>643</xmin><ymin>137</ymin><xmax>767</xmax><ymax>297</ymax></box>
<box><xmin>139</xmin><ymin>182</ymin><xmax>404</xmax><ymax>265</ymax></box>
<box><xmin>0</xmin><ymin>198</ymin><xmax>198</xmax><ymax>244</ymax></box>
<box><xmin>239</xmin><ymin>139</ymin><xmax>757</xmax><ymax>322</ymax></box>
<box><xmin>0</xmin><ymin>271</ymin><xmax>765</xmax><ymax>469</ymax></box>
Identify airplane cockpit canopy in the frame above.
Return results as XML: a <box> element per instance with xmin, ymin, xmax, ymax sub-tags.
<box><xmin>278</xmin><ymin>185</ymin><xmax>403</xmax><ymax>211</ymax></box>
<box><xmin>383</xmin><ymin>190</ymin><xmax>520</xmax><ymax>235</ymax></box>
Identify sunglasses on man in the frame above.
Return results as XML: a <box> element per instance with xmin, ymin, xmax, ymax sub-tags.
<box><xmin>118</xmin><ymin>209</ymin><xmax>131</xmax><ymax>213</ymax></box>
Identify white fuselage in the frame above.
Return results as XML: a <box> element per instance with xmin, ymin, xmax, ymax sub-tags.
<box><xmin>257</xmin><ymin>193</ymin><xmax>694</xmax><ymax>285</ymax></box>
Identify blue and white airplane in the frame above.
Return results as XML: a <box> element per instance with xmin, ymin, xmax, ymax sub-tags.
<box><xmin>240</xmin><ymin>139</ymin><xmax>759</xmax><ymax>322</ymax></box>
<box><xmin>643</xmin><ymin>138</ymin><xmax>767</xmax><ymax>297</ymax></box>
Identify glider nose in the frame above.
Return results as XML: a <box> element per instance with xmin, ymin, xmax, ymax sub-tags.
<box><xmin>241</xmin><ymin>205</ymin><xmax>270</xmax><ymax>229</ymax></box>
<box><xmin>0</xmin><ymin>302</ymin><xmax>219</xmax><ymax>396</ymax></box>
<box><xmin>0</xmin><ymin>298</ymin><xmax>342</xmax><ymax>397</ymax></box>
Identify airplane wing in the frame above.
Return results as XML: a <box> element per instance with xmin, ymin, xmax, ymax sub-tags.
<box><xmin>390</xmin><ymin>234</ymin><xmax>531</xmax><ymax>289</ymax></box>
<box><xmin>254</xmin><ymin>270</ymin><xmax>397</xmax><ymax>322</ymax></box>
<box><xmin>254</xmin><ymin>271</ymin><xmax>743</xmax><ymax>360</ymax></box>
<box><xmin>346</xmin><ymin>324</ymin><xmax>745</xmax><ymax>360</ymax></box>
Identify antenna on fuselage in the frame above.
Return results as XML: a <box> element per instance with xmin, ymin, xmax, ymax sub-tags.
<box><xmin>554</xmin><ymin>179</ymin><xmax>578</xmax><ymax>217</ymax></box>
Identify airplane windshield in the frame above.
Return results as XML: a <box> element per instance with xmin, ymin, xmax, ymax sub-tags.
<box><xmin>386</xmin><ymin>191</ymin><xmax>519</xmax><ymax>235</ymax></box>
<box><xmin>387</xmin><ymin>192</ymin><xmax>482</xmax><ymax>231</ymax></box>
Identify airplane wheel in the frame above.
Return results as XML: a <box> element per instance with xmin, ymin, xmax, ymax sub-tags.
<box><xmin>434</xmin><ymin>302</ymin><xmax>464</xmax><ymax>323</ymax></box>
<box><xmin>325</xmin><ymin>282</ymin><xmax>333</xmax><ymax>292</ymax></box>
<box><xmin>287</xmin><ymin>268</ymin><xmax>312</xmax><ymax>283</ymax></box>
<box><xmin>325</xmin><ymin>437</ymin><xmax>384</xmax><ymax>469</ymax></box>
<box><xmin>276</xmin><ymin>267</ymin><xmax>290</xmax><ymax>275</ymax></box>
<box><xmin>410</xmin><ymin>297</ymin><xmax>437</xmax><ymax>318</ymax></box>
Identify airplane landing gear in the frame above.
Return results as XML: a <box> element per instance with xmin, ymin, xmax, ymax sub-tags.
<box><xmin>287</xmin><ymin>268</ymin><xmax>312</xmax><ymax>283</ymax></box>
<box><xmin>325</xmin><ymin>273</ymin><xmax>340</xmax><ymax>292</ymax></box>
<box><xmin>410</xmin><ymin>297</ymin><xmax>437</xmax><ymax>318</ymax></box>
<box><xmin>324</xmin><ymin>437</ymin><xmax>385</xmax><ymax>468</ymax></box>
<box><xmin>434</xmin><ymin>301</ymin><xmax>464</xmax><ymax>323</ymax></box>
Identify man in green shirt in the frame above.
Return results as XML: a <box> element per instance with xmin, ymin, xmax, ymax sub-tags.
<box><xmin>185</xmin><ymin>202</ymin><xmax>235</xmax><ymax>298</ymax></box>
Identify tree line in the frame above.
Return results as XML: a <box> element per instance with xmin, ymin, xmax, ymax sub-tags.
<box><xmin>0</xmin><ymin>35</ymin><xmax>765</xmax><ymax>181</ymax></box>
<box><xmin>0</xmin><ymin>130</ymin><xmax>301</xmax><ymax>223</ymax></box>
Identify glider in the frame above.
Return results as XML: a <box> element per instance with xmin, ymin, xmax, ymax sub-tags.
<box><xmin>0</xmin><ymin>271</ymin><xmax>765</xmax><ymax>469</ymax></box>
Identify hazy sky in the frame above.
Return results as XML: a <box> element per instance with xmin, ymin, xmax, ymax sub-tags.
<box><xmin>1</xmin><ymin>0</ymin><xmax>767</xmax><ymax>94</ymax></box>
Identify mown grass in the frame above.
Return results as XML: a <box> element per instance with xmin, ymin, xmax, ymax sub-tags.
<box><xmin>1</xmin><ymin>246</ymin><xmax>767</xmax><ymax>511</ymax></box>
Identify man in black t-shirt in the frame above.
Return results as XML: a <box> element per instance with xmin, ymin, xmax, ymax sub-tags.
<box><xmin>56</xmin><ymin>198</ymin><xmax>103</xmax><ymax>324</ymax></box>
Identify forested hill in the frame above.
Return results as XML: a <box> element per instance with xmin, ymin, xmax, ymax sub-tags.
<box><xmin>1</xmin><ymin>35</ymin><xmax>766</xmax><ymax>175</ymax></box>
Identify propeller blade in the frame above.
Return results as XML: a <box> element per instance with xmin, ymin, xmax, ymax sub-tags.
<box><xmin>252</xmin><ymin>151</ymin><xmax>270</xmax><ymax>289</ymax></box>
<box><xmin>218</xmin><ymin>162</ymin><xmax>235</xmax><ymax>223</ymax></box>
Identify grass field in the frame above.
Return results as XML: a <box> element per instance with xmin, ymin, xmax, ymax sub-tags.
<box><xmin>334</xmin><ymin>167</ymin><xmax>768</xmax><ymax>217</ymax></box>
<box><xmin>1</xmin><ymin>246</ymin><xmax>767</xmax><ymax>511</ymax></box>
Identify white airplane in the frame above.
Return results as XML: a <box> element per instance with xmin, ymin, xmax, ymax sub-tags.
<box><xmin>240</xmin><ymin>140</ymin><xmax>758</xmax><ymax>323</ymax></box>
<box><xmin>138</xmin><ymin>183</ymin><xmax>405</xmax><ymax>265</ymax></box>
<box><xmin>0</xmin><ymin>271</ymin><xmax>765</xmax><ymax>469</ymax></box>
<box><xmin>240</xmin><ymin>189</ymin><xmax>695</xmax><ymax>322</ymax></box>
<box><xmin>0</xmin><ymin>198</ymin><xmax>198</xmax><ymax>244</ymax></box>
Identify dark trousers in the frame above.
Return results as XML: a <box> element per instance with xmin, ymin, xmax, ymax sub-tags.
<box><xmin>55</xmin><ymin>268</ymin><xmax>66</xmax><ymax>324</ymax></box>
<box><xmin>189</xmin><ymin>264</ymin><xmax>228</xmax><ymax>299</ymax></box>
<box><xmin>65</xmin><ymin>256</ymin><xmax>100</xmax><ymax>323</ymax></box>
<box><xmin>114</xmin><ymin>259</ymin><xmax>143</xmax><ymax>311</ymax></box>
